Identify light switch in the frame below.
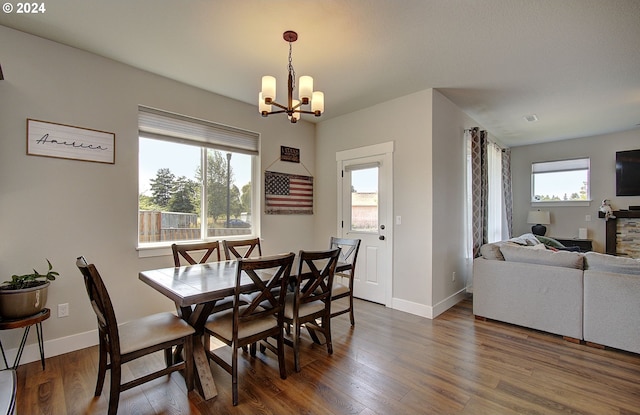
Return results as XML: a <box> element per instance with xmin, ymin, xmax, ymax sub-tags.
<box><xmin>585</xmin><ymin>215</ymin><xmax>591</xmax><ymax>222</ymax></box>
<box><xmin>396</xmin><ymin>215</ymin><xmax>402</xmax><ymax>225</ymax></box>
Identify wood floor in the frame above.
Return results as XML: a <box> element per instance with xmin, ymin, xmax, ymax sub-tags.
<box><xmin>16</xmin><ymin>298</ymin><xmax>640</xmax><ymax>414</ymax></box>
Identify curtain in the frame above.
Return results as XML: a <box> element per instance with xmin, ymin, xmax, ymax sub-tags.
<box><xmin>501</xmin><ymin>148</ymin><xmax>513</xmax><ymax>238</ymax></box>
<box><xmin>469</xmin><ymin>128</ymin><xmax>488</xmax><ymax>259</ymax></box>
<box><xmin>468</xmin><ymin>127</ymin><xmax>512</xmax><ymax>258</ymax></box>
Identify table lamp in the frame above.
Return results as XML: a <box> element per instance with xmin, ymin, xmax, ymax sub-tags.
<box><xmin>527</xmin><ymin>210</ymin><xmax>550</xmax><ymax>236</ymax></box>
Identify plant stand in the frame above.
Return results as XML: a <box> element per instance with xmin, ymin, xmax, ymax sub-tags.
<box><xmin>0</xmin><ymin>308</ymin><xmax>50</xmax><ymax>370</ymax></box>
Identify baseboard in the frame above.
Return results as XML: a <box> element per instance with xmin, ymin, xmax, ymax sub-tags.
<box><xmin>3</xmin><ymin>329</ymin><xmax>98</xmax><ymax>367</ymax></box>
<box><xmin>391</xmin><ymin>288</ymin><xmax>468</xmax><ymax>319</ymax></box>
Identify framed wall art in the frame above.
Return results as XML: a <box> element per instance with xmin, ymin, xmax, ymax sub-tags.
<box><xmin>27</xmin><ymin>119</ymin><xmax>115</xmax><ymax>164</ymax></box>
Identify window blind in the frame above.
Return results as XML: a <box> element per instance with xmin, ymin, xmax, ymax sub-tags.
<box><xmin>138</xmin><ymin>106</ymin><xmax>259</xmax><ymax>155</ymax></box>
<box><xmin>532</xmin><ymin>158</ymin><xmax>589</xmax><ymax>174</ymax></box>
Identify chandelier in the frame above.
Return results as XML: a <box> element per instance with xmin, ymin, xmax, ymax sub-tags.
<box><xmin>259</xmin><ymin>31</ymin><xmax>324</xmax><ymax>123</ymax></box>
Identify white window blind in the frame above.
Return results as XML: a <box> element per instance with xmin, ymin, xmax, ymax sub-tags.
<box><xmin>138</xmin><ymin>106</ymin><xmax>259</xmax><ymax>155</ymax></box>
<box><xmin>532</xmin><ymin>158</ymin><xmax>589</xmax><ymax>174</ymax></box>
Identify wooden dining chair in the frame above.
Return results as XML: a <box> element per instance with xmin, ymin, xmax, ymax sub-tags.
<box><xmin>329</xmin><ymin>237</ymin><xmax>361</xmax><ymax>325</ymax></box>
<box><xmin>280</xmin><ymin>248</ymin><xmax>340</xmax><ymax>372</ymax></box>
<box><xmin>203</xmin><ymin>252</ymin><xmax>295</xmax><ymax>406</ymax></box>
<box><xmin>171</xmin><ymin>241</ymin><xmax>221</xmax><ymax>266</ymax></box>
<box><xmin>223</xmin><ymin>237</ymin><xmax>262</xmax><ymax>260</ymax></box>
<box><xmin>76</xmin><ymin>256</ymin><xmax>195</xmax><ymax>415</ymax></box>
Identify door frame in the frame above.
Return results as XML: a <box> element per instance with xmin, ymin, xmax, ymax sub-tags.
<box><xmin>336</xmin><ymin>141</ymin><xmax>394</xmax><ymax>307</ymax></box>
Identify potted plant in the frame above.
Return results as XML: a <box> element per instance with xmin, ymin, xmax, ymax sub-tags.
<box><xmin>0</xmin><ymin>259</ymin><xmax>58</xmax><ymax>319</ymax></box>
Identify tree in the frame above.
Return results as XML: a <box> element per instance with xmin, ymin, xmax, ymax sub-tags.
<box><xmin>138</xmin><ymin>194</ymin><xmax>162</xmax><ymax>211</ymax></box>
<box><xmin>196</xmin><ymin>151</ymin><xmax>235</xmax><ymax>222</ymax></box>
<box><xmin>241</xmin><ymin>183</ymin><xmax>252</xmax><ymax>215</ymax></box>
<box><xmin>149</xmin><ymin>168</ymin><xmax>175</xmax><ymax>207</ymax></box>
<box><xmin>168</xmin><ymin>176</ymin><xmax>198</xmax><ymax>213</ymax></box>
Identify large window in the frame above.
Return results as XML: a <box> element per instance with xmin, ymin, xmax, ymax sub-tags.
<box><xmin>531</xmin><ymin>158</ymin><xmax>590</xmax><ymax>203</ymax></box>
<box><xmin>138</xmin><ymin>107</ymin><xmax>258</xmax><ymax>246</ymax></box>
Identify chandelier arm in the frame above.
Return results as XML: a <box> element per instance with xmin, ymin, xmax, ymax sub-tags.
<box><xmin>263</xmin><ymin>109</ymin><xmax>288</xmax><ymax>116</ymax></box>
<box><xmin>269</xmin><ymin>101</ymin><xmax>289</xmax><ymax>111</ymax></box>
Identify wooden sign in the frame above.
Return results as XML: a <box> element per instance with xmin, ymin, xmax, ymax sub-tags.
<box><xmin>27</xmin><ymin>119</ymin><xmax>115</xmax><ymax>164</ymax></box>
<box><xmin>280</xmin><ymin>146</ymin><xmax>300</xmax><ymax>163</ymax></box>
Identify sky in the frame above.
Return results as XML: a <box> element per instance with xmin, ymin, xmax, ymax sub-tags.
<box><xmin>139</xmin><ymin>138</ymin><xmax>252</xmax><ymax>195</ymax></box>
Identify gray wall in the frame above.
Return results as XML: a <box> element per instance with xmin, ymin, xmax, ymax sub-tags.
<box><xmin>511</xmin><ymin>128</ymin><xmax>640</xmax><ymax>252</ymax></box>
<box><xmin>315</xmin><ymin>89</ymin><xmax>481</xmax><ymax>317</ymax></box>
<box><xmin>0</xmin><ymin>25</ymin><xmax>316</xmax><ymax>358</ymax></box>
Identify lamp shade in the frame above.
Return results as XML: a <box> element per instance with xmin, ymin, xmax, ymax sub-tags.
<box><xmin>527</xmin><ymin>210</ymin><xmax>550</xmax><ymax>225</ymax></box>
<box><xmin>527</xmin><ymin>210</ymin><xmax>550</xmax><ymax>236</ymax></box>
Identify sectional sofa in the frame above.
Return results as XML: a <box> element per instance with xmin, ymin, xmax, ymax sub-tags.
<box><xmin>473</xmin><ymin>235</ymin><xmax>640</xmax><ymax>354</ymax></box>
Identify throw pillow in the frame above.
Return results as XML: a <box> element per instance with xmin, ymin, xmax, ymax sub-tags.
<box><xmin>508</xmin><ymin>233</ymin><xmax>541</xmax><ymax>246</ymax></box>
<box><xmin>535</xmin><ymin>235</ymin><xmax>566</xmax><ymax>249</ymax></box>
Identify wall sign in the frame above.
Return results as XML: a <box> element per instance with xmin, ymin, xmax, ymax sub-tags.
<box><xmin>27</xmin><ymin>119</ymin><xmax>115</xmax><ymax>164</ymax></box>
<box><xmin>280</xmin><ymin>146</ymin><xmax>300</xmax><ymax>163</ymax></box>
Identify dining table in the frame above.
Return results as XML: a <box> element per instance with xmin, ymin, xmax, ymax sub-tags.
<box><xmin>139</xmin><ymin>256</ymin><xmax>351</xmax><ymax>400</ymax></box>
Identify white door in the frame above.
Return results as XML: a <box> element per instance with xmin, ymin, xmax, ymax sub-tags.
<box><xmin>337</xmin><ymin>142</ymin><xmax>393</xmax><ymax>306</ymax></box>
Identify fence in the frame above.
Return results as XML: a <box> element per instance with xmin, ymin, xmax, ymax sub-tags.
<box><xmin>139</xmin><ymin>211</ymin><xmax>251</xmax><ymax>243</ymax></box>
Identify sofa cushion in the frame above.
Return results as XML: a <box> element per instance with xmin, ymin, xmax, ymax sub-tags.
<box><xmin>480</xmin><ymin>242</ymin><xmax>505</xmax><ymax>260</ymax></box>
<box><xmin>500</xmin><ymin>243</ymin><xmax>584</xmax><ymax>269</ymax></box>
<box><xmin>584</xmin><ymin>252</ymin><xmax>640</xmax><ymax>275</ymax></box>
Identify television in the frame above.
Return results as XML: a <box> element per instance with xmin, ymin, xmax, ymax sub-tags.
<box><xmin>616</xmin><ymin>149</ymin><xmax>640</xmax><ymax>196</ymax></box>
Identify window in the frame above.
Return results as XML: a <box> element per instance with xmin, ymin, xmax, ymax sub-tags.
<box><xmin>138</xmin><ymin>107</ymin><xmax>259</xmax><ymax>246</ymax></box>
<box><xmin>531</xmin><ymin>158</ymin><xmax>590</xmax><ymax>203</ymax></box>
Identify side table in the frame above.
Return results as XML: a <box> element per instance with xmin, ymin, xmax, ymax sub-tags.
<box><xmin>0</xmin><ymin>308</ymin><xmax>50</xmax><ymax>370</ymax></box>
<box><xmin>551</xmin><ymin>237</ymin><xmax>593</xmax><ymax>252</ymax></box>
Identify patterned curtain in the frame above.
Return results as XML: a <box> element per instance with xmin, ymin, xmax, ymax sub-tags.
<box><xmin>501</xmin><ymin>148</ymin><xmax>513</xmax><ymax>238</ymax></box>
<box><xmin>470</xmin><ymin>128</ymin><xmax>488</xmax><ymax>258</ymax></box>
<box><xmin>469</xmin><ymin>128</ymin><xmax>513</xmax><ymax>257</ymax></box>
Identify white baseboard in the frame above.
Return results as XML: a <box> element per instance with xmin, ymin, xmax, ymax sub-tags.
<box><xmin>3</xmin><ymin>329</ymin><xmax>98</xmax><ymax>367</ymax></box>
<box><xmin>391</xmin><ymin>288</ymin><xmax>469</xmax><ymax>319</ymax></box>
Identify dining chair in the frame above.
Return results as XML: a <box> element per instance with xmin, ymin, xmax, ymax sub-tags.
<box><xmin>76</xmin><ymin>256</ymin><xmax>195</xmax><ymax>415</ymax></box>
<box><xmin>171</xmin><ymin>241</ymin><xmax>231</xmax><ymax>355</ymax></box>
<box><xmin>223</xmin><ymin>237</ymin><xmax>262</xmax><ymax>260</ymax></box>
<box><xmin>329</xmin><ymin>237</ymin><xmax>361</xmax><ymax>325</ymax></box>
<box><xmin>280</xmin><ymin>248</ymin><xmax>340</xmax><ymax>372</ymax></box>
<box><xmin>203</xmin><ymin>252</ymin><xmax>295</xmax><ymax>406</ymax></box>
<box><xmin>171</xmin><ymin>241</ymin><xmax>221</xmax><ymax>266</ymax></box>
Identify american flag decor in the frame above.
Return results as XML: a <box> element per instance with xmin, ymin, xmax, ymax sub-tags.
<box><xmin>265</xmin><ymin>171</ymin><xmax>313</xmax><ymax>214</ymax></box>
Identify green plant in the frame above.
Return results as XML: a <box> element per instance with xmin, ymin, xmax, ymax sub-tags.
<box><xmin>2</xmin><ymin>259</ymin><xmax>59</xmax><ymax>290</ymax></box>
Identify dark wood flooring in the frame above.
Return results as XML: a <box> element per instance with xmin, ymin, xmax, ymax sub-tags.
<box><xmin>16</xmin><ymin>298</ymin><xmax>640</xmax><ymax>414</ymax></box>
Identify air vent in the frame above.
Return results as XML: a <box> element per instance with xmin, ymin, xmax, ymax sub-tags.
<box><xmin>523</xmin><ymin>114</ymin><xmax>538</xmax><ymax>122</ymax></box>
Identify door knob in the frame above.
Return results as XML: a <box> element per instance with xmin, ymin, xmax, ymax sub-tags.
<box><xmin>379</xmin><ymin>235</ymin><xmax>385</xmax><ymax>240</ymax></box>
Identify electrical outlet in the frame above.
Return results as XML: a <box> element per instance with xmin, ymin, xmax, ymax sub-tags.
<box><xmin>585</xmin><ymin>215</ymin><xmax>591</xmax><ymax>222</ymax></box>
<box><xmin>58</xmin><ymin>303</ymin><xmax>69</xmax><ymax>318</ymax></box>
<box><xmin>452</xmin><ymin>271</ymin><xmax>456</xmax><ymax>282</ymax></box>
<box><xmin>396</xmin><ymin>215</ymin><xmax>402</xmax><ymax>225</ymax></box>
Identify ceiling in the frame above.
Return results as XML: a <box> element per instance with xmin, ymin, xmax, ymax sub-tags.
<box><xmin>1</xmin><ymin>0</ymin><xmax>639</xmax><ymax>147</ymax></box>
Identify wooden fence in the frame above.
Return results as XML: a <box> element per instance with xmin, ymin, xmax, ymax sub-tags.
<box><xmin>139</xmin><ymin>211</ymin><xmax>250</xmax><ymax>243</ymax></box>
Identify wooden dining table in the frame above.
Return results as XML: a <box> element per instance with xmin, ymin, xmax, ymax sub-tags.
<box><xmin>139</xmin><ymin>257</ymin><xmax>351</xmax><ymax>400</ymax></box>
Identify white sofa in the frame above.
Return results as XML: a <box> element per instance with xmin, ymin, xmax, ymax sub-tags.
<box><xmin>473</xmin><ymin>237</ymin><xmax>640</xmax><ymax>354</ymax></box>
<box><xmin>583</xmin><ymin>252</ymin><xmax>640</xmax><ymax>354</ymax></box>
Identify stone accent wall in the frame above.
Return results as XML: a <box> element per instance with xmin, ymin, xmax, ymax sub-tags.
<box><xmin>616</xmin><ymin>218</ymin><xmax>640</xmax><ymax>258</ymax></box>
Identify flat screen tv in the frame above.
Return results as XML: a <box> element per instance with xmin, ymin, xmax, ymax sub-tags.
<box><xmin>616</xmin><ymin>149</ymin><xmax>640</xmax><ymax>196</ymax></box>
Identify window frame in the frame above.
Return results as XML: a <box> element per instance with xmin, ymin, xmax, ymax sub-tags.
<box><xmin>137</xmin><ymin>107</ymin><xmax>260</xmax><ymax>256</ymax></box>
<box><xmin>531</xmin><ymin>157</ymin><xmax>591</xmax><ymax>207</ymax></box>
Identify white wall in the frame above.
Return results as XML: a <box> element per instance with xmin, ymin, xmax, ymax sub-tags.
<box><xmin>511</xmin><ymin>128</ymin><xmax>640</xmax><ymax>251</ymax></box>
<box><xmin>315</xmin><ymin>89</ymin><xmax>476</xmax><ymax>317</ymax></box>
<box><xmin>0</xmin><ymin>26</ymin><xmax>316</xmax><ymax>360</ymax></box>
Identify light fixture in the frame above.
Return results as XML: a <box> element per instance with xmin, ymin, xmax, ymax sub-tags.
<box><xmin>527</xmin><ymin>210</ymin><xmax>551</xmax><ymax>236</ymax></box>
<box><xmin>259</xmin><ymin>31</ymin><xmax>324</xmax><ymax>123</ymax></box>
